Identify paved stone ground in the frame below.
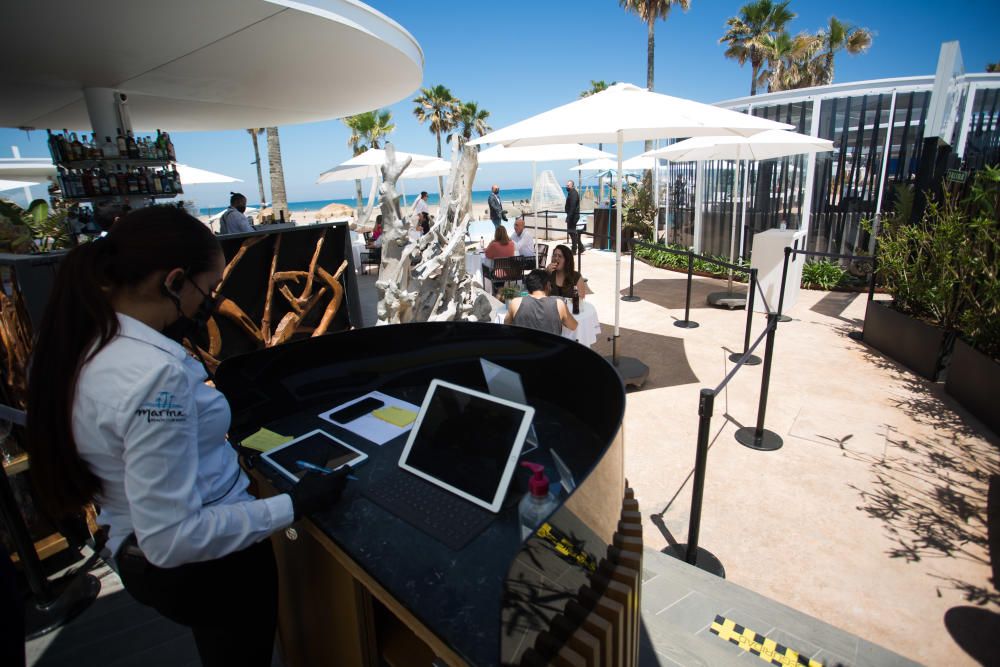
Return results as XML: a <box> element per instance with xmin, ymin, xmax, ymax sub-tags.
<box><xmin>568</xmin><ymin>246</ymin><xmax>999</xmax><ymax>666</ymax></box>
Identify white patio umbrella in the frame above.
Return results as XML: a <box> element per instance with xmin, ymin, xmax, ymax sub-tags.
<box><xmin>400</xmin><ymin>159</ymin><xmax>451</xmax><ymax>180</ymax></box>
<box><xmin>470</xmin><ymin>82</ymin><xmax>793</xmax><ymax>373</ymax></box>
<box><xmin>174</xmin><ymin>163</ymin><xmax>242</xmax><ymax>185</ymax></box>
<box><xmin>316</xmin><ymin>148</ymin><xmax>439</xmax><ymax>183</ymax></box>
<box><xmin>644</xmin><ymin>130</ymin><xmax>833</xmax><ymax>301</ymax></box>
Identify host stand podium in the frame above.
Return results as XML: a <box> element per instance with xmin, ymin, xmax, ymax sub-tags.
<box><xmin>216</xmin><ymin>322</ymin><xmax>639</xmax><ymax>666</ymax></box>
<box><xmin>750</xmin><ymin>228</ymin><xmax>806</xmax><ymax>317</ymax></box>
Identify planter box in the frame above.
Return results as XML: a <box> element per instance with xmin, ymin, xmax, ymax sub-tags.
<box><xmin>945</xmin><ymin>338</ymin><xmax>1000</xmax><ymax>435</ymax></box>
<box><xmin>862</xmin><ymin>300</ymin><xmax>951</xmax><ymax>381</ymax></box>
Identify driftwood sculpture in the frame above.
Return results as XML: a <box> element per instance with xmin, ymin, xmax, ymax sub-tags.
<box><xmin>0</xmin><ymin>280</ymin><xmax>33</xmax><ymax>408</ymax></box>
<box><xmin>189</xmin><ymin>229</ymin><xmax>349</xmax><ymax>373</ymax></box>
<box><xmin>375</xmin><ymin>141</ymin><xmax>492</xmax><ymax>325</ymax></box>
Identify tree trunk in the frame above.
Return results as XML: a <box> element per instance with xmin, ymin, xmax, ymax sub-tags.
<box><xmin>354</xmin><ymin>179</ymin><xmax>364</xmax><ymax>220</ymax></box>
<box><xmin>751</xmin><ymin>62</ymin><xmax>760</xmax><ymax>96</ymax></box>
<box><xmin>250</xmin><ymin>130</ymin><xmax>266</xmax><ymax>208</ymax></box>
<box><xmin>824</xmin><ymin>51</ymin><xmax>835</xmax><ymax>86</ymax></box>
<box><xmin>645</xmin><ymin>19</ymin><xmax>655</xmax><ymax>154</ymax></box>
<box><xmin>266</xmin><ymin>127</ymin><xmax>289</xmax><ymax>223</ymax></box>
<box><xmin>435</xmin><ymin>129</ymin><xmax>444</xmax><ymax>201</ymax></box>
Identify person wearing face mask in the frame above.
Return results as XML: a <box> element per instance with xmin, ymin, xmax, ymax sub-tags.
<box><xmin>24</xmin><ymin>206</ymin><xmax>346</xmax><ymax>667</ymax></box>
<box><xmin>219</xmin><ymin>192</ymin><xmax>254</xmax><ymax>234</ymax></box>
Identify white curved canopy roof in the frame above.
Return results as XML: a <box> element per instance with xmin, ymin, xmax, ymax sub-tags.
<box><xmin>0</xmin><ymin>0</ymin><xmax>423</xmax><ymax>132</ymax></box>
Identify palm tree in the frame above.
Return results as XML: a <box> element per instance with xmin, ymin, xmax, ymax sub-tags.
<box><xmin>413</xmin><ymin>85</ymin><xmax>458</xmax><ymax>198</ymax></box>
<box><xmin>580</xmin><ymin>80</ymin><xmax>616</xmax><ymax>98</ymax></box>
<box><xmin>342</xmin><ymin>110</ymin><xmax>395</xmax><ymax>218</ymax></box>
<box><xmin>760</xmin><ymin>31</ymin><xmax>821</xmax><ymax>92</ymax></box>
<box><xmin>246</xmin><ymin>128</ymin><xmax>267</xmax><ymax>209</ymax></box>
<box><xmin>452</xmin><ymin>102</ymin><xmax>491</xmax><ymax>146</ymax></box>
<box><xmin>811</xmin><ymin>17</ymin><xmax>873</xmax><ymax>86</ymax></box>
<box><xmin>266</xmin><ymin>127</ymin><xmax>288</xmax><ymax>223</ymax></box>
<box><xmin>619</xmin><ymin>0</ymin><xmax>691</xmax><ymax>152</ymax></box>
<box><xmin>720</xmin><ymin>0</ymin><xmax>796</xmax><ymax>96</ymax></box>
<box><xmin>988</xmin><ymin>62</ymin><xmax>1000</xmax><ymax>73</ymax></box>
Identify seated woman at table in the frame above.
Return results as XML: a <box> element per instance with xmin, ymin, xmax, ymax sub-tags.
<box><xmin>485</xmin><ymin>225</ymin><xmax>517</xmax><ymax>294</ymax></box>
<box><xmin>504</xmin><ymin>269</ymin><xmax>577</xmax><ymax>335</ymax></box>
<box><xmin>417</xmin><ymin>211</ymin><xmax>431</xmax><ymax>235</ymax></box>
<box><xmin>545</xmin><ymin>244</ymin><xmax>586</xmax><ymax>300</ymax></box>
<box><xmin>370</xmin><ymin>215</ymin><xmax>383</xmax><ymax>247</ymax></box>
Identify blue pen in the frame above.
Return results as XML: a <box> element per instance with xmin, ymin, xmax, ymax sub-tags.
<box><xmin>295</xmin><ymin>459</ymin><xmax>358</xmax><ymax>480</ymax></box>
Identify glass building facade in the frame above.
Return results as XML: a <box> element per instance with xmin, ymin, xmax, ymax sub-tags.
<box><xmin>659</xmin><ymin>71</ymin><xmax>1000</xmax><ymax>259</ymax></box>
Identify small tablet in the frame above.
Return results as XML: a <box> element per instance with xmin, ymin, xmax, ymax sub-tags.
<box><xmin>261</xmin><ymin>429</ymin><xmax>368</xmax><ymax>483</ymax></box>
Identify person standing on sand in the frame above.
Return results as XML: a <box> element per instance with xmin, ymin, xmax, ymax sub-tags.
<box><xmin>564</xmin><ymin>180</ymin><xmax>581</xmax><ymax>254</ymax></box>
<box><xmin>488</xmin><ymin>185</ymin><xmax>504</xmax><ymax>228</ymax></box>
<box><xmin>412</xmin><ymin>191</ymin><xmax>429</xmax><ymax>221</ymax></box>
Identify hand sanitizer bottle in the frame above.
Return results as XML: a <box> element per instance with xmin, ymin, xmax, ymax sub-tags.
<box><xmin>518</xmin><ymin>462</ymin><xmax>559</xmax><ymax>540</ymax></box>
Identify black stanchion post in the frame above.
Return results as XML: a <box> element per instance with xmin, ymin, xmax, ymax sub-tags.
<box><xmin>735</xmin><ymin>314</ymin><xmax>783</xmax><ymax>451</ymax></box>
<box><xmin>850</xmin><ymin>242</ymin><xmax>878</xmax><ymax>342</ymax></box>
<box><xmin>674</xmin><ymin>250</ymin><xmax>699</xmax><ymax>329</ymax></box>
<box><xmin>729</xmin><ymin>267</ymin><xmax>761</xmax><ymax>365</ymax></box>
<box><xmin>662</xmin><ymin>389</ymin><xmax>725</xmax><ymax>577</ymax></box>
<box><xmin>776</xmin><ymin>244</ymin><xmax>793</xmax><ymax>323</ymax></box>
<box><xmin>622</xmin><ymin>243</ymin><xmax>640</xmax><ymax>302</ymax></box>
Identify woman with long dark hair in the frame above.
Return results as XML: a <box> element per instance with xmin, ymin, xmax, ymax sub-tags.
<box><xmin>545</xmin><ymin>244</ymin><xmax>586</xmax><ymax>299</ymax></box>
<box><xmin>25</xmin><ymin>206</ymin><xmax>345</xmax><ymax>666</ymax></box>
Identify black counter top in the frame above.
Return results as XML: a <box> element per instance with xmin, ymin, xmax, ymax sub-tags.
<box><xmin>217</xmin><ymin>322</ymin><xmax>626</xmax><ymax>666</ymax></box>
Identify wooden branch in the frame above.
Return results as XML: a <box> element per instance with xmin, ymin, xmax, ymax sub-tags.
<box><xmin>206</xmin><ymin>316</ymin><xmax>222</xmax><ymax>357</ymax></box>
<box><xmin>278</xmin><ymin>285</ymin><xmax>304</xmax><ymax>315</ymax></box>
<box><xmin>217</xmin><ymin>297</ymin><xmax>263</xmax><ymax>342</ymax></box>
<box><xmin>272</xmin><ymin>271</ymin><xmax>309</xmax><ymax>282</ymax></box>
<box><xmin>300</xmin><ymin>228</ymin><xmax>327</xmax><ymax>300</ymax></box>
<box><xmin>261</xmin><ymin>234</ymin><xmax>283</xmax><ymax>345</ymax></box>
<box><xmin>271</xmin><ymin>286</ymin><xmax>328</xmax><ymax>346</ymax></box>
<box><xmin>312</xmin><ymin>260</ymin><xmax>350</xmax><ymax>337</ymax></box>
<box><xmin>221</xmin><ymin>235</ymin><xmax>266</xmax><ymax>287</ymax></box>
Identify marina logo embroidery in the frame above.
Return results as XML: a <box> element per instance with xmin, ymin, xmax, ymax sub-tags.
<box><xmin>135</xmin><ymin>391</ymin><xmax>186</xmax><ymax>423</ymax></box>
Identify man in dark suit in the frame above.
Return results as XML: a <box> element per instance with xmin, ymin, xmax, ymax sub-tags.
<box><xmin>564</xmin><ymin>180</ymin><xmax>581</xmax><ymax>254</ymax></box>
<box><xmin>488</xmin><ymin>185</ymin><xmax>504</xmax><ymax>228</ymax></box>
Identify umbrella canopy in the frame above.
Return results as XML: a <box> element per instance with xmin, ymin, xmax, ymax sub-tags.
<box><xmin>401</xmin><ymin>159</ymin><xmax>451</xmax><ymax>180</ymax></box>
<box><xmin>0</xmin><ymin>179</ymin><xmax>41</xmax><ymax>192</ymax></box>
<box><xmin>0</xmin><ymin>0</ymin><xmax>423</xmax><ymax>131</ymax></box>
<box><xmin>572</xmin><ymin>156</ymin><xmax>654</xmax><ymax>172</ymax></box>
<box><xmin>643</xmin><ymin>129</ymin><xmax>833</xmax><ymax>162</ymax></box>
<box><xmin>571</xmin><ymin>158</ymin><xmax>619</xmax><ymax>172</ymax></box>
<box><xmin>0</xmin><ymin>158</ymin><xmax>57</xmax><ymax>183</ymax></box>
<box><xmin>477</xmin><ymin>143</ymin><xmax>613</xmax><ymax>164</ymax></box>
<box><xmin>317</xmin><ymin>148</ymin><xmax>439</xmax><ymax>183</ymax></box>
<box><xmin>174</xmin><ymin>163</ymin><xmax>242</xmax><ymax>185</ymax></box>
<box><xmin>469</xmin><ymin>83</ymin><xmax>792</xmax><ymax>148</ymax></box>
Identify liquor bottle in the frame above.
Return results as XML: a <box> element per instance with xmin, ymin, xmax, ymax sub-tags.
<box><xmin>59</xmin><ymin>129</ymin><xmax>71</xmax><ymax>163</ymax></box>
<box><xmin>70</xmin><ymin>133</ymin><xmax>83</xmax><ymax>162</ymax></box>
<box><xmin>571</xmin><ymin>286</ymin><xmax>580</xmax><ymax>314</ymax></box>
<box><xmin>98</xmin><ymin>168</ymin><xmax>110</xmax><ymax>195</ymax></box>
<box><xmin>152</xmin><ymin>168</ymin><xmax>163</xmax><ymax>194</ymax></box>
<box><xmin>126</xmin><ymin>130</ymin><xmax>138</xmax><ymax>159</ymax></box>
<box><xmin>46</xmin><ymin>129</ymin><xmax>60</xmax><ymax>162</ymax></box>
<box><xmin>103</xmin><ymin>135</ymin><xmax>118</xmax><ymax>158</ymax></box>
<box><xmin>172</xmin><ymin>166</ymin><xmax>182</xmax><ymax>193</ymax></box>
<box><xmin>127</xmin><ymin>168</ymin><xmax>138</xmax><ymax>194</ymax></box>
<box><xmin>107</xmin><ymin>168</ymin><xmax>119</xmax><ymax>195</ymax></box>
<box><xmin>116</xmin><ymin>129</ymin><xmax>127</xmax><ymax>157</ymax></box>
<box><xmin>164</xmin><ymin>131</ymin><xmax>176</xmax><ymax>161</ymax></box>
<box><xmin>161</xmin><ymin>168</ymin><xmax>173</xmax><ymax>194</ymax></box>
<box><xmin>154</xmin><ymin>129</ymin><xmax>164</xmax><ymax>159</ymax></box>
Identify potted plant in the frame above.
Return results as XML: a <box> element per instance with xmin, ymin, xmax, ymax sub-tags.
<box><xmin>865</xmin><ymin>167</ymin><xmax>999</xmax><ymax>384</ymax></box>
<box><xmin>943</xmin><ymin>166</ymin><xmax>1000</xmax><ymax>432</ymax></box>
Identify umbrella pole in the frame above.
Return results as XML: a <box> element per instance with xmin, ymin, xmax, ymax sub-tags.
<box><xmin>614</xmin><ymin>131</ymin><xmax>623</xmax><ymax>363</ymax></box>
<box><xmin>532</xmin><ymin>161</ymin><xmax>538</xmax><ymax>239</ymax></box>
<box><xmin>738</xmin><ymin>157</ymin><xmax>750</xmax><ymax>259</ymax></box>
<box><xmin>726</xmin><ymin>155</ymin><xmax>739</xmax><ymax>294</ymax></box>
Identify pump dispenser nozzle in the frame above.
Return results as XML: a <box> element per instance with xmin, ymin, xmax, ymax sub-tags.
<box><xmin>520</xmin><ymin>462</ymin><xmax>550</xmax><ymax>497</ymax></box>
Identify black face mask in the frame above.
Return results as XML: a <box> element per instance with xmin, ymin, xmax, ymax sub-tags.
<box><xmin>161</xmin><ymin>278</ymin><xmax>218</xmax><ymax>344</ymax></box>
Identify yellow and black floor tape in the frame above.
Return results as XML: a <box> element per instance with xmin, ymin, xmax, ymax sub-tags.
<box><xmin>710</xmin><ymin>615</ymin><xmax>825</xmax><ymax>667</ymax></box>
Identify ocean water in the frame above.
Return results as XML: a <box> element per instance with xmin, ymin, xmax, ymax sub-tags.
<box><xmin>200</xmin><ymin>187</ymin><xmax>541</xmax><ymax>217</ymax></box>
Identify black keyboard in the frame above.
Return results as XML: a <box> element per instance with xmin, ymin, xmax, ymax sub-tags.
<box><xmin>363</xmin><ymin>468</ymin><xmax>495</xmax><ymax>550</ymax></box>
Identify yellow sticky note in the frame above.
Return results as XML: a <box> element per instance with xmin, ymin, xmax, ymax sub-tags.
<box><xmin>241</xmin><ymin>428</ymin><xmax>293</xmax><ymax>452</ymax></box>
<box><xmin>371</xmin><ymin>406</ymin><xmax>417</xmax><ymax>427</ymax></box>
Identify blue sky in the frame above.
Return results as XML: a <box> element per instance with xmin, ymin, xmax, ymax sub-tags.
<box><xmin>2</xmin><ymin>0</ymin><xmax>998</xmax><ymax>209</ymax></box>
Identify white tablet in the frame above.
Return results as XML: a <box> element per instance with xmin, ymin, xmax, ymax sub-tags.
<box><xmin>261</xmin><ymin>429</ymin><xmax>368</xmax><ymax>483</ymax></box>
<box><xmin>398</xmin><ymin>379</ymin><xmax>535</xmax><ymax>513</ymax></box>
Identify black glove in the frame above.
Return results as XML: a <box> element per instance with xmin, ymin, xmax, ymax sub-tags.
<box><xmin>288</xmin><ymin>468</ymin><xmax>349</xmax><ymax>519</ymax></box>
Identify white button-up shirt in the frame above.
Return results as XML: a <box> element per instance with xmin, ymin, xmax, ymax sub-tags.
<box><xmin>512</xmin><ymin>229</ymin><xmax>535</xmax><ymax>257</ymax></box>
<box><xmin>73</xmin><ymin>314</ymin><xmax>294</xmax><ymax>567</ymax></box>
<box><xmin>412</xmin><ymin>197</ymin><xmax>429</xmax><ymax>219</ymax></box>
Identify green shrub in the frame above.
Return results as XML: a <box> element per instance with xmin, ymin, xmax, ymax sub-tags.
<box><xmin>801</xmin><ymin>259</ymin><xmax>847</xmax><ymax>290</ymax></box>
<box><xmin>873</xmin><ymin>165</ymin><xmax>1000</xmax><ymax>359</ymax></box>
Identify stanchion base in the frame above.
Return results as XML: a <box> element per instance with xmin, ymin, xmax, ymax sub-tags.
<box><xmin>847</xmin><ymin>331</ymin><xmax>864</xmax><ymax>341</ymax></box>
<box><xmin>777</xmin><ymin>314</ymin><xmax>792</xmax><ymax>323</ymax></box>
<box><xmin>673</xmin><ymin>320</ymin><xmax>699</xmax><ymax>329</ymax></box>
<box><xmin>25</xmin><ymin>571</ymin><xmax>102</xmax><ymax>639</ymax></box>
<box><xmin>707</xmin><ymin>291</ymin><xmax>746</xmax><ymax>309</ymax></box>
<box><xmin>661</xmin><ymin>545</ymin><xmax>726</xmax><ymax>578</ymax></box>
<box><xmin>734</xmin><ymin>427</ymin><xmax>783</xmax><ymax>451</ymax></box>
<box><xmin>728</xmin><ymin>352</ymin><xmax>762</xmax><ymax>366</ymax></box>
<box><xmin>621</xmin><ymin>295</ymin><xmax>641</xmax><ymax>302</ymax></box>
<box><xmin>602</xmin><ymin>355</ymin><xmax>649</xmax><ymax>388</ymax></box>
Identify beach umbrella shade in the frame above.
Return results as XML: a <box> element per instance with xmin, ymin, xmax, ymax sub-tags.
<box><xmin>0</xmin><ymin>1</ymin><xmax>424</xmax><ymax>131</ymax></box>
<box><xmin>316</xmin><ymin>148</ymin><xmax>439</xmax><ymax>183</ymax></box>
<box><xmin>644</xmin><ymin>130</ymin><xmax>834</xmax><ymax>295</ymax></box>
<box><xmin>400</xmin><ymin>159</ymin><xmax>451</xmax><ymax>180</ymax></box>
<box><xmin>476</xmin><ymin>143</ymin><xmax>613</xmax><ymax>164</ymax></box>
<box><xmin>174</xmin><ymin>163</ymin><xmax>242</xmax><ymax>185</ymax></box>
<box><xmin>470</xmin><ymin>82</ymin><xmax>793</xmax><ymax>369</ymax></box>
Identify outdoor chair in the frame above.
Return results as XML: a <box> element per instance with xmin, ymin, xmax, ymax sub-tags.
<box><xmin>360</xmin><ymin>246</ymin><xmax>381</xmax><ymax>275</ymax></box>
<box><xmin>534</xmin><ymin>243</ymin><xmax>549</xmax><ymax>269</ymax></box>
<box><xmin>488</xmin><ymin>256</ymin><xmax>526</xmax><ymax>292</ymax></box>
